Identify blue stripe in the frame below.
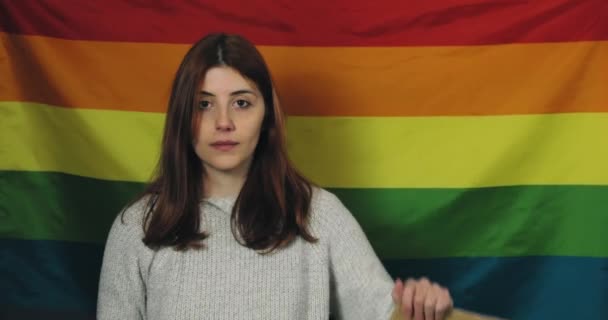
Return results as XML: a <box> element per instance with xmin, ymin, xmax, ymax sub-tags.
<box><xmin>385</xmin><ymin>257</ymin><xmax>608</xmax><ymax>319</ymax></box>
<box><xmin>0</xmin><ymin>306</ymin><xmax>94</xmax><ymax>320</ymax></box>
<box><xmin>2</xmin><ymin>239</ymin><xmax>607</xmax><ymax>319</ymax></box>
<box><xmin>0</xmin><ymin>239</ymin><xmax>101</xmax><ymax>315</ymax></box>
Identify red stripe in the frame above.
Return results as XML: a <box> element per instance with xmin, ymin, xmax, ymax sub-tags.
<box><xmin>1</xmin><ymin>0</ymin><xmax>606</xmax><ymax>46</ymax></box>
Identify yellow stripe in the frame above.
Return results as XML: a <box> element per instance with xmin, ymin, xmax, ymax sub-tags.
<box><xmin>1</xmin><ymin>101</ymin><xmax>164</xmax><ymax>182</ymax></box>
<box><xmin>2</xmin><ymin>32</ymin><xmax>607</xmax><ymax>115</ymax></box>
<box><xmin>2</xmin><ymin>101</ymin><xmax>607</xmax><ymax>187</ymax></box>
<box><xmin>288</xmin><ymin>115</ymin><xmax>608</xmax><ymax>187</ymax></box>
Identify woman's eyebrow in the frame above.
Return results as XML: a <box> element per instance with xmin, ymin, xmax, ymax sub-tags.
<box><xmin>198</xmin><ymin>89</ymin><xmax>256</xmax><ymax>96</ymax></box>
<box><xmin>230</xmin><ymin>89</ymin><xmax>256</xmax><ymax>96</ymax></box>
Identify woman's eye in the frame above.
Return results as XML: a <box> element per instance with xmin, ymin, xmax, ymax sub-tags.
<box><xmin>234</xmin><ymin>99</ymin><xmax>251</xmax><ymax>108</ymax></box>
<box><xmin>199</xmin><ymin>101</ymin><xmax>211</xmax><ymax>109</ymax></box>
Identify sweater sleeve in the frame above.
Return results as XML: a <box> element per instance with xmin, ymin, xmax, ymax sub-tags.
<box><xmin>319</xmin><ymin>190</ymin><xmax>395</xmax><ymax>320</ymax></box>
<box><xmin>97</xmin><ymin>203</ymin><xmax>150</xmax><ymax>320</ymax></box>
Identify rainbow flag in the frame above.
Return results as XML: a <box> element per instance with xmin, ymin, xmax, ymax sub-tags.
<box><xmin>1</xmin><ymin>1</ymin><xmax>607</xmax><ymax>318</ymax></box>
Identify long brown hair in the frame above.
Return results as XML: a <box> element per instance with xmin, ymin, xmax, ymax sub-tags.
<box><xmin>128</xmin><ymin>33</ymin><xmax>316</xmax><ymax>252</ymax></box>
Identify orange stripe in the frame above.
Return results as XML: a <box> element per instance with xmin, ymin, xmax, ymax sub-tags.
<box><xmin>2</xmin><ymin>33</ymin><xmax>607</xmax><ymax>116</ymax></box>
<box><xmin>1</xmin><ymin>33</ymin><xmax>179</xmax><ymax>113</ymax></box>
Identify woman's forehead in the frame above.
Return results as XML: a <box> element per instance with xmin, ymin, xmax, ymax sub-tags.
<box><xmin>199</xmin><ymin>66</ymin><xmax>259</xmax><ymax>94</ymax></box>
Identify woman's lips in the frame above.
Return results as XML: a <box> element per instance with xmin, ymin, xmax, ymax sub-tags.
<box><xmin>210</xmin><ymin>141</ymin><xmax>238</xmax><ymax>151</ymax></box>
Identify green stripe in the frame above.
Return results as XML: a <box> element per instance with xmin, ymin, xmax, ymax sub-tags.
<box><xmin>0</xmin><ymin>171</ymin><xmax>144</xmax><ymax>244</ymax></box>
<box><xmin>2</xmin><ymin>170</ymin><xmax>607</xmax><ymax>257</ymax></box>
<box><xmin>333</xmin><ymin>187</ymin><xmax>607</xmax><ymax>258</ymax></box>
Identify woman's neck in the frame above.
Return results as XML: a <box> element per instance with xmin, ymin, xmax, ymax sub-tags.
<box><xmin>203</xmin><ymin>168</ymin><xmax>247</xmax><ymax>198</ymax></box>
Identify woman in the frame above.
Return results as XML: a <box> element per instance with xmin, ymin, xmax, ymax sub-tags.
<box><xmin>97</xmin><ymin>33</ymin><xmax>453</xmax><ymax>320</ymax></box>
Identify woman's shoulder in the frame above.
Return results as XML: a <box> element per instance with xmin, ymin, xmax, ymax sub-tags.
<box><xmin>109</xmin><ymin>194</ymin><xmax>156</xmax><ymax>234</ymax></box>
<box><xmin>102</xmin><ymin>195</ymin><xmax>155</xmax><ymax>261</ymax></box>
<box><xmin>311</xmin><ymin>187</ymin><xmax>344</xmax><ymax>212</ymax></box>
<box><xmin>310</xmin><ymin>187</ymin><xmax>355</xmax><ymax>228</ymax></box>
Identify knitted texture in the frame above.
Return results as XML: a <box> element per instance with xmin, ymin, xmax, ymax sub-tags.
<box><xmin>97</xmin><ymin>188</ymin><xmax>394</xmax><ymax>319</ymax></box>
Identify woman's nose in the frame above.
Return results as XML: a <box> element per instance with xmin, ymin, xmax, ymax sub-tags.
<box><xmin>215</xmin><ymin>107</ymin><xmax>235</xmax><ymax>131</ymax></box>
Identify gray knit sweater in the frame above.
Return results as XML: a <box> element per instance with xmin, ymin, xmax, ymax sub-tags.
<box><xmin>97</xmin><ymin>188</ymin><xmax>395</xmax><ymax>319</ymax></box>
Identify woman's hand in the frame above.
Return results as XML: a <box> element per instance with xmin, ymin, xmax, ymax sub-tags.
<box><xmin>392</xmin><ymin>277</ymin><xmax>453</xmax><ymax>320</ymax></box>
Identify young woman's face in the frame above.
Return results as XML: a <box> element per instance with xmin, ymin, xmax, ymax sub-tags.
<box><xmin>193</xmin><ymin>66</ymin><xmax>266</xmax><ymax>178</ymax></box>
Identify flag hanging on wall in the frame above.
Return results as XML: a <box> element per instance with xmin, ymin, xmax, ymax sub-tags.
<box><xmin>1</xmin><ymin>1</ymin><xmax>607</xmax><ymax>319</ymax></box>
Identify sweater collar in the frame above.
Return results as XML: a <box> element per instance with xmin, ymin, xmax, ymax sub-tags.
<box><xmin>202</xmin><ymin>196</ymin><xmax>236</xmax><ymax>213</ymax></box>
